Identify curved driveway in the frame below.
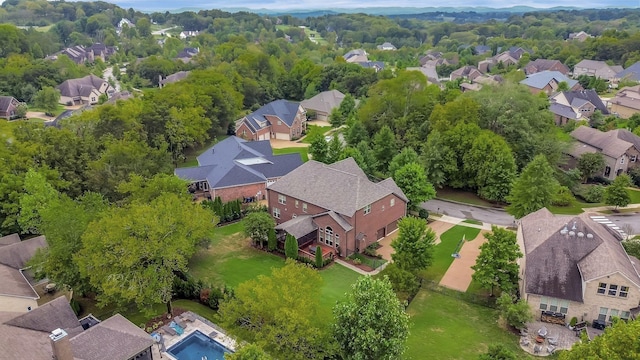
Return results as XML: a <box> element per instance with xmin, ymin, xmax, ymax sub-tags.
<box><xmin>421</xmin><ymin>199</ymin><xmax>640</xmax><ymax>235</ymax></box>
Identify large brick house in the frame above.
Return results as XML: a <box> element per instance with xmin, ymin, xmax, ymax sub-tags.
<box><xmin>56</xmin><ymin>75</ymin><xmax>114</xmax><ymax>105</ymax></box>
<box><xmin>174</xmin><ymin>136</ymin><xmax>303</xmax><ymax>202</ymax></box>
<box><xmin>235</xmin><ymin>100</ymin><xmax>306</xmax><ymax>141</ymax></box>
<box><xmin>518</xmin><ymin>208</ymin><xmax>640</xmax><ymax>324</ymax></box>
<box><xmin>567</xmin><ymin>126</ymin><xmax>640</xmax><ymax>180</ymax></box>
<box><xmin>267</xmin><ymin>158</ymin><xmax>408</xmax><ymax>257</ymax></box>
<box><xmin>0</xmin><ymin>96</ymin><xmax>20</xmax><ymax>119</ymax></box>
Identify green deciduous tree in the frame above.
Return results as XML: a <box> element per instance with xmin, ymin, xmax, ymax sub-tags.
<box><xmin>285</xmin><ymin>233</ymin><xmax>298</xmax><ymax>259</ymax></box>
<box><xmin>420</xmin><ymin>131</ymin><xmax>458</xmax><ymax>188</ymax></box>
<box><xmin>76</xmin><ymin>193</ymin><xmax>216</xmax><ymax>315</ymax></box>
<box><xmin>372</xmin><ymin>125</ymin><xmax>397</xmax><ymax>173</ymax></box>
<box><xmin>18</xmin><ymin>169</ymin><xmax>60</xmax><ymax>234</ymax></box>
<box><xmin>391</xmin><ymin>216</ymin><xmax>436</xmax><ymax>274</ymax></box>
<box><xmin>496</xmin><ymin>293</ymin><xmax>533</xmax><ymax>330</ymax></box>
<box><xmin>33</xmin><ymin>86</ymin><xmax>60</xmax><ymax>115</ymax></box>
<box><xmin>506</xmin><ymin>155</ymin><xmax>559</xmax><ymax>218</ymax></box>
<box><xmin>577</xmin><ymin>153</ymin><xmax>606</xmax><ymax>182</ymax></box>
<box><xmin>559</xmin><ymin>317</ymin><xmax>640</xmax><ymax>360</ymax></box>
<box><xmin>393</xmin><ymin>163</ymin><xmax>436</xmax><ymax>211</ymax></box>
<box><xmin>604</xmin><ymin>174</ymin><xmax>632</xmax><ymax>210</ymax></box>
<box><xmin>375</xmin><ymin>263</ymin><xmax>420</xmax><ymax>303</ymax></box>
<box><xmin>389</xmin><ymin>147</ymin><xmax>419</xmax><ymax>178</ymax></box>
<box><xmin>471</xmin><ymin>226</ymin><xmax>522</xmax><ymax>296</ymax></box>
<box><xmin>333</xmin><ymin>276</ymin><xmax>410</xmax><ymax>360</ymax></box>
<box><xmin>308</xmin><ymin>133</ymin><xmax>328</xmax><ymax>163</ymax></box>
<box><xmin>220</xmin><ymin>260</ymin><xmax>334</xmax><ymax>360</ymax></box>
<box><xmin>244</xmin><ymin>211</ymin><xmax>276</xmax><ymax>248</ymax></box>
<box><xmin>326</xmin><ymin>133</ymin><xmax>343</xmax><ymax>164</ymax></box>
<box><xmin>225</xmin><ymin>343</ymin><xmax>272</xmax><ymax>360</ymax></box>
<box><xmin>346</xmin><ymin>120</ymin><xmax>368</xmax><ymax>146</ymax></box>
<box><xmin>478</xmin><ymin>344</ymin><xmax>517</xmax><ymax>360</ymax></box>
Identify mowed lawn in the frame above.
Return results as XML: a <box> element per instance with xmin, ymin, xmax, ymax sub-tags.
<box><xmin>273</xmin><ymin>147</ymin><xmax>309</xmax><ymax>162</ymax></box>
<box><xmin>404</xmin><ymin>290</ymin><xmax>529</xmax><ymax>360</ymax></box>
<box><xmin>421</xmin><ymin>225</ymin><xmax>481</xmax><ymax>282</ymax></box>
<box><xmin>189</xmin><ymin>221</ymin><xmax>360</xmax><ymax>318</ymax></box>
<box><xmin>301</xmin><ymin>124</ymin><xmax>332</xmax><ymax>143</ymax></box>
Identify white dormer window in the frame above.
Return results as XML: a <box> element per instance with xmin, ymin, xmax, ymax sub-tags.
<box><xmin>390</xmin><ymin>198</ymin><xmax>395</xmax><ymax>207</ymax></box>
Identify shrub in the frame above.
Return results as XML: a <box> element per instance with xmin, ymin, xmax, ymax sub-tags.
<box><xmin>497</xmin><ymin>293</ymin><xmax>533</xmax><ymax>330</ymax></box>
<box><xmin>315</xmin><ymin>246</ymin><xmax>323</xmax><ymax>268</ymax></box>
<box><xmin>352</xmin><ymin>258</ymin><xmax>362</xmax><ymax>265</ymax></box>
<box><xmin>70</xmin><ymin>298</ymin><xmax>81</xmax><ymax>316</ymax></box>
<box><xmin>200</xmin><ymin>288</ymin><xmax>211</xmax><ymax>304</ymax></box>
<box><xmin>583</xmin><ymin>184</ymin><xmax>605</xmax><ymax>203</ymax></box>
<box><xmin>208</xmin><ymin>287</ymin><xmax>224</xmax><ymax>310</ymax></box>
<box><xmin>285</xmin><ymin>234</ymin><xmax>298</xmax><ymax>259</ymax></box>
<box><xmin>376</xmin><ymin>263</ymin><xmax>420</xmax><ymax>302</ymax></box>
<box><xmin>552</xmin><ymin>186</ymin><xmax>574</xmax><ymax>206</ymax></box>
<box><xmin>570</xmin><ymin>317</ymin><xmax>578</xmax><ymax>327</ymax></box>
<box><xmin>418</xmin><ymin>208</ymin><xmax>429</xmax><ymax>219</ymax></box>
<box><xmin>591</xmin><ymin>176</ymin><xmax>612</xmax><ymax>185</ymax></box>
<box><xmin>267</xmin><ymin>228</ymin><xmax>277</xmax><ymax>251</ymax></box>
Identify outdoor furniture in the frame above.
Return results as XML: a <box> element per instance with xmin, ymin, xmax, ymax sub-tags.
<box><xmin>160</xmin><ymin>325</ymin><xmax>177</xmax><ymax>336</ymax></box>
<box><xmin>592</xmin><ymin>319</ymin><xmax>606</xmax><ymax>330</ymax></box>
<box><xmin>44</xmin><ymin>283</ymin><xmax>56</xmax><ymax>294</ymax></box>
<box><xmin>520</xmin><ymin>338</ymin><xmax>530</xmax><ymax>346</ymax></box>
<box><xmin>519</xmin><ymin>328</ymin><xmax>528</xmax><ymax>337</ymax></box>
<box><xmin>537</xmin><ymin>326</ymin><xmax>548</xmax><ymax>338</ymax></box>
<box><xmin>547</xmin><ymin>345</ymin><xmax>556</xmax><ymax>354</ymax></box>
<box><xmin>174</xmin><ymin>317</ymin><xmax>188</xmax><ymax>329</ymax></box>
<box><xmin>547</xmin><ymin>334</ymin><xmax>558</xmax><ymax>346</ymax></box>
<box><xmin>183</xmin><ymin>313</ymin><xmax>195</xmax><ymax>322</ymax></box>
<box><xmin>534</xmin><ymin>345</ymin><xmax>542</xmax><ymax>354</ymax></box>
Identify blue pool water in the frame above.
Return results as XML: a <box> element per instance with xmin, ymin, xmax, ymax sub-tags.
<box><xmin>167</xmin><ymin>330</ymin><xmax>232</xmax><ymax>360</ymax></box>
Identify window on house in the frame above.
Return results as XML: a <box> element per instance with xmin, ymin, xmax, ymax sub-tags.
<box><xmin>273</xmin><ymin>207</ymin><xmax>280</xmax><ymax>219</ymax></box>
<box><xmin>390</xmin><ymin>198</ymin><xmax>395</xmax><ymax>207</ymax></box>
<box><xmin>621</xmin><ymin>311</ymin><xmax>631</xmax><ymax>320</ymax></box>
<box><xmin>620</xmin><ymin>286</ymin><xmax>629</xmax><ymax>298</ymax></box>
<box><xmin>559</xmin><ymin>300</ymin><xmax>569</xmax><ymax>314</ymax></box>
<box><xmin>364</xmin><ymin>204</ymin><xmax>371</xmax><ymax>215</ymax></box>
<box><xmin>621</xmin><ymin>157</ymin><xmax>625</xmax><ymax>164</ymax></box>
<box><xmin>598</xmin><ymin>307</ymin><xmax>608</xmax><ymax>322</ymax></box>
<box><xmin>295</xmin><ymin>200</ymin><xmax>299</xmax><ymax>208</ymax></box>
<box><xmin>302</xmin><ymin>203</ymin><xmax>307</xmax><ymax>213</ymax></box>
<box><xmin>319</xmin><ymin>228</ymin><xmax>324</xmax><ymax>243</ymax></box>
<box><xmin>605</xmin><ymin>166</ymin><xmax>611</xmax><ymax>177</ymax></box>
<box><xmin>609</xmin><ymin>309</ymin><xmax>619</xmax><ymax>321</ymax></box>
<box><xmin>539</xmin><ymin>296</ymin><xmax>548</xmax><ymax>311</ymax></box>
<box><xmin>631</xmin><ymin>155</ymin><xmax>637</xmax><ymax>162</ymax></box>
<box><xmin>597</xmin><ymin>283</ymin><xmax>607</xmax><ymax>294</ymax></box>
<box><xmin>548</xmin><ymin>298</ymin><xmax>559</xmax><ymax>312</ymax></box>
<box><xmin>278</xmin><ymin>120</ymin><xmax>282</xmax><ymax>125</ymax></box>
<box><xmin>278</xmin><ymin>194</ymin><xmax>286</xmax><ymax>205</ymax></box>
<box><xmin>335</xmin><ymin>234</ymin><xmax>339</xmax><ymax>246</ymax></box>
<box><xmin>325</xmin><ymin>227</ymin><xmax>333</xmax><ymax>246</ymax></box>
<box><xmin>608</xmin><ymin>284</ymin><xmax>618</xmax><ymax>296</ymax></box>
<box><xmin>242</xmin><ymin>129</ymin><xmax>246</xmax><ymax>136</ymax></box>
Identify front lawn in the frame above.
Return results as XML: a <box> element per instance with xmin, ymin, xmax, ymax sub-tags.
<box><xmin>628</xmin><ymin>188</ymin><xmax>640</xmax><ymax>203</ymax></box>
<box><xmin>435</xmin><ymin>187</ymin><xmax>503</xmax><ymax>208</ymax></box>
<box><xmin>420</xmin><ymin>225</ymin><xmax>481</xmax><ymax>282</ymax></box>
<box><xmin>548</xmin><ymin>198</ymin><xmax>604</xmax><ymax>215</ymax></box>
<box><xmin>301</xmin><ymin>125</ymin><xmax>332</xmax><ymax>143</ymax></box>
<box><xmin>404</xmin><ymin>290</ymin><xmax>530</xmax><ymax>360</ymax></box>
<box><xmin>273</xmin><ymin>147</ymin><xmax>309</xmax><ymax>162</ymax></box>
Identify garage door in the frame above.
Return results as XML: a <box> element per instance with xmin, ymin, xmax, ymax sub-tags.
<box><xmin>377</xmin><ymin>227</ymin><xmax>386</xmax><ymax>240</ymax></box>
<box><xmin>259</xmin><ymin>133</ymin><xmax>269</xmax><ymax>140</ymax></box>
<box><xmin>387</xmin><ymin>220</ymin><xmax>398</xmax><ymax>233</ymax></box>
<box><xmin>275</xmin><ymin>132</ymin><xmax>290</xmax><ymax>140</ymax></box>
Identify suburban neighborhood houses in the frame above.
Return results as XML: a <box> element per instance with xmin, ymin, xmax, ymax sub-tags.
<box><xmin>4</xmin><ymin>3</ymin><xmax>640</xmax><ymax>360</ymax></box>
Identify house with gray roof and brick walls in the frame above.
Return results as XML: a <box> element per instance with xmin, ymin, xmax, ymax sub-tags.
<box><xmin>174</xmin><ymin>136</ymin><xmax>303</xmax><ymax>202</ymax></box>
<box><xmin>517</xmin><ymin>208</ymin><xmax>640</xmax><ymax>325</ymax></box>
<box><xmin>235</xmin><ymin>99</ymin><xmax>307</xmax><ymax>141</ymax></box>
<box><xmin>267</xmin><ymin>158</ymin><xmax>407</xmax><ymax>258</ymax></box>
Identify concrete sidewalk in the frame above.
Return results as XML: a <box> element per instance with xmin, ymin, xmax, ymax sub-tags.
<box><xmin>433</xmin><ymin>214</ymin><xmax>494</xmax><ymax>230</ymax></box>
<box><xmin>582</xmin><ymin>203</ymin><xmax>640</xmax><ymax>213</ymax></box>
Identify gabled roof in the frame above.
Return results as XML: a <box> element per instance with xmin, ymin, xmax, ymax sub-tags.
<box><xmin>552</xmin><ymin>89</ymin><xmax>609</xmax><ymax>114</ymax></box>
<box><xmin>616</xmin><ymin>61</ymin><xmax>640</xmax><ymax>82</ymax></box>
<box><xmin>0</xmin><ymin>264</ymin><xmax>38</xmax><ymax>298</ymax></box>
<box><xmin>405</xmin><ymin>67</ymin><xmax>439</xmax><ymax>84</ymax></box>
<box><xmin>56</xmin><ymin>75</ymin><xmax>107</xmax><ymax>98</ymax></box>
<box><xmin>240</xmin><ymin>100</ymin><xmax>302</xmax><ymax>132</ymax></box>
<box><xmin>521</xmin><ymin>209</ymin><xmax>640</xmax><ymax>302</ymax></box>
<box><xmin>520</xmin><ymin>71</ymin><xmax>579</xmax><ymax>90</ymax></box>
<box><xmin>571</xmin><ymin>126</ymin><xmax>637</xmax><ymax>158</ymax></box>
<box><xmin>0</xmin><ymin>233</ymin><xmax>20</xmax><ymax>246</ymax></box>
<box><xmin>524</xmin><ymin>59</ymin><xmax>570</xmax><ymax>75</ymax></box>
<box><xmin>0</xmin><ymin>235</ymin><xmax>46</xmax><ymax>270</ymax></box>
<box><xmin>0</xmin><ymin>96</ymin><xmax>18</xmax><ymax>112</ymax></box>
<box><xmin>69</xmin><ymin>314</ymin><xmax>154</xmax><ymax>360</ymax></box>
<box><xmin>550</xmin><ymin>102</ymin><xmax>581</xmax><ymax>120</ymax></box>
<box><xmin>574</xmin><ymin>59</ymin><xmax>610</xmax><ymax>70</ymax></box>
<box><xmin>268</xmin><ymin>158</ymin><xmax>407</xmax><ymax>217</ymax></box>
<box><xmin>174</xmin><ymin>136</ymin><xmax>302</xmax><ymax>189</ymax></box>
<box><xmin>160</xmin><ymin>71</ymin><xmax>190</xmax><ymax>85</ymax></box>
<box><xmin>5</xmin><ymin>297</ymin><xmax>81</xmax><ymax>334</ymax></box>
<box><xmin>300</xmin><ymin>90</ymin><xmax>345</xmax><ymax>115</ymax></box>
<box><xmin>344</xmin><ymin>49</ymin><xmax>367</xmax><ymax>62</ymax></box>
<box><xmin>357</xmin><ymin>61</ymin><xmax>384</xmax><ymax>70</ymax></box>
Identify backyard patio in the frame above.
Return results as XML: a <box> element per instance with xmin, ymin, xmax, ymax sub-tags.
<box><xmin>519</xmin><ymin>320</ymin><xmax>604</xmax><ymax>356</ymax></box>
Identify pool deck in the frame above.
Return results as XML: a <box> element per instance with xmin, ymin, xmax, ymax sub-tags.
<box><xmin>150</xmin><ymin>311</ymin><xmax>236</xmax><ymax>359</ymax></box>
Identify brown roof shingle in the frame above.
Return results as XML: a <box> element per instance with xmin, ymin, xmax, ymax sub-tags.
<box><xmin>570</xmin><ymin>126</ymin><xmax>635</xmax><ymax>159</ymax></box>
<box><xmin>0</xmin><ymin>235</ymin><xmax>47</xmax><ymax>270</ymax></box>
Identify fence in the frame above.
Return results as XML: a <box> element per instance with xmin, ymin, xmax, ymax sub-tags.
<box><xmin>420</xmin><ymin>280</ymin><xmax>498</xmax><ymax>309</ymax></box>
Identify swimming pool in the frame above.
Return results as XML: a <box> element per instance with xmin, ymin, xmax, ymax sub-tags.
<box><xmin>167</xmin><ymin>330</ymin><xmax>233</xmax><ymax>360</ymax></box>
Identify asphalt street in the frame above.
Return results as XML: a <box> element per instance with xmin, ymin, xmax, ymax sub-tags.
<box><xmin>422</xmin><ymin>199</ymin><xmax>640</xmax><ymax>235</ymax></box>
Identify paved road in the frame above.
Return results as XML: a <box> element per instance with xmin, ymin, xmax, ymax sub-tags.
<box><xmin>422</xmin><ymin>199</ymin><xmax>640</xmax><ymax>235</ymax></box>
<box><xmin>152</xmin><ymin>26</ymin><xmax>177</xmax><ymax>35</ymax></box>
<box><xmin>103</xmin><ymin>66</ymin><xmax>121</xmax><ymax>92</ymax></box>
<box><xmin>422</xmin><ymin>199</ymin><xmax>516</xmax><ymax>226</ymax></box>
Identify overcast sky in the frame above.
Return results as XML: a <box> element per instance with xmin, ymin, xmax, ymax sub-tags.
<box><xmin>105</xmin><ymin>0</ymin><xmax>640</xmax><ymax>11</ymax></box>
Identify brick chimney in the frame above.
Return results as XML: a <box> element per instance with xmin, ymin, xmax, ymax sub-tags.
<box><xmin>49</xmin><ymin>328</ymin><xmax>74</xmax><ymax>360</ymax></box>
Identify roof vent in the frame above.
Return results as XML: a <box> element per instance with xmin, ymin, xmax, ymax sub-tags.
<box><xmin>572</xmin><ymin>221</ymin><xmax>577</xmax><ymax>231</ymax></box>
<box><xmin>560</xmin><ymin>224</ymin><xmax>569</xmax><ymax>235</ymax></box>
<box><xmin>569</xmin><ymin>231</ymin><xmax>576</xmax><ymax>237</ymax></box>
<box><xmin>577</xmin><ymin>232</ymin><xmax>584</xmax><ymax>238</ymax></box>
<box><xmin>586</xmin><ymin>233</ymin><xmax>594</xmax><ymax>239</ymax></box>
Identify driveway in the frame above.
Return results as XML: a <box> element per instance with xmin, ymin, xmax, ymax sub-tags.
<box><xmin>422</xmin><ymin>199</ymin><xmax>516</xmax><ymax>227</ymax></box>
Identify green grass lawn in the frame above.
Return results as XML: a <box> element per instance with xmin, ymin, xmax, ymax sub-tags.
<box><xmin>301</xmin><ymin>125</ymin><xmax>332</xmax><ymax>143</ymax></box>
<box><xmin>273</xmin><ymin>147</ymin><xmax>309</xmax><ymax>162</ymax></box>
<box><xmin>628</xmin><ymin>188</ymin><xmax>640</xmax><ymax>203</ymax></box>
<box><xmin>421</xmin><ymin>225</ymin><xmax>481</xmax><ymax>282</ymax></box>
<box><xmin>189</xmin><ymin>221</ymin><xmax>360</xmax><ymax>318</ymax></box>
<box><xmin>404</xmin><ymin>290</ymin><xmax>530</xmax><ymax>360</ymax></box>
<box><xmin>462</xmin><ymin>219</ymin><xmax>483</xmax><ymax>225</ymax></box>
<box><xmin>28</xmin><ymin>104</ymin><xmax>66</xmax><ymax>117</ymax></box>
<box><xmin>548</xmin><ymin>198</ymin><xmax>604</xmax><ymax>215</ymax></box>
<box><xmin>350</xmin><ymin>253</ymin><xmax>387</xmax><ymax>269</ymax></box>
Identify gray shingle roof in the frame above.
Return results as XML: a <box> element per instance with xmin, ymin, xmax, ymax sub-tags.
<box><xmin>520</xmin><ymin>71</ymin><xmax>579</xmax><ymax>90</ymax></box>
<box><xmin>550</xmin><ymin>102</ymin><xmax>580</xmax><ymax>120</ymax></box>
<box><xmin>275</xmin><ymin>215</ymin><xmax>317</xmax><ymax>238</ymax></box>
<box><xmin>300</xmin><ymin>90</ymin><xmax>345</xmax><ymax>115</ymax></box>
<box><xmin>559</xmin><ymin>89</ymin><xmax>609</xmax><ymax>114</ymax></box>
<box><xmin>56</xmin><ymin>75</ymin><xmax>106</xmax><ymax>98</ymax></box>
<box><xmin>0</xmin><ymin>235</ymin><xmax>47</xmax><ymax>270</ymax></box>
<box><xmin>521</xmin><ymin>209</ymin><xmax>640</xmax><ymax>302</ymax></box>
<box><xmin>5</xmin><ymin>296</ymin><xmax>81</xmax><ymax>333</ymax></box>
<box><xmin>267</xmin><ymin>158</ymin><xmax>407</xmax><ymax>217</ymax></box>
<box><xmin>174</xmin><ymin>136</ymin><xmax>302</xmax><ymax>189</ymax></box>
<box><xmin>0</xmin><ymin>264</ymin><xmax>38</xmax><ymax>298</ymax></box>
<box><xmin>571</xmin><ymin>126</ymin><xmax>635</xmax><ymax>158</ymax></box>
<box><xmin>240</xmin><ymin>100</ymin><xmax>302</xmax><ymax>132</ymax></box>
<box><xmin>0</xmin><ymin>96</ymin><xmax>17</xmax><ymax>112</ymax></box>
<box><xmin>70</xmin><ymin>314</ymin><xmax>154</xmax><ymax>360</ymax></box>
<box><xmin>0</xmin><ymin>233</ymin><xmax>20</xmax><ymax>246</ymax></box>
<box><xmin>616</xmin><ymin>61</ymin><xmax>640</xmax><ymax>82</ymax></box>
